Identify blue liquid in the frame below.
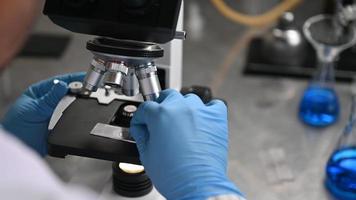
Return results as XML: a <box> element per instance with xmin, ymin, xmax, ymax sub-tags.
<box><xmin>325</xmin><ymin>147</ymin><xmax>356</xmax><ymax>200</ymax></box>
<box><xmin>299</xmin><ymin>86</ymin><xmax>339</xmax><ymax>127</ymax></box>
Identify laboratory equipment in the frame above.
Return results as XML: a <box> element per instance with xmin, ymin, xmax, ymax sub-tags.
<box><xmin>336</xmin><ymin>0</ymin><xmax>356</xmax><ymax>26</ymax></box>
<box><xmin>299</xmin><ymin>14</ymin><xmax>356</xmax><ymax>127</ymax></box>
<box><xmin>260</xmin><ymin>12</ymin><xmax>307</xmax><ymax>67</ymax></box>
<box><xmin>43</xmin><ymin>0</ymin><xmax>185</xmax><ymax>198</ymax></box>
<box><xmin>325</xmin><ymin>95</ymin><xmax>356</xmax><ymax>200</ymax></box>
<box><xmin>244</xmin><ymin>0</ymin><xmax>356</xmax><ymax>81</ymax></box>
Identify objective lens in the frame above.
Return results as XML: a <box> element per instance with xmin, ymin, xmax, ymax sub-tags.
<box><xmin>82</xmin><ymin>58</ymin><xmax>106</xmax><ymax>92</ymax></box>
<box><xmin>104</xmin><ymin>62</ymin><xmax>128</xmax><ymax>89</ymax></box>
<box><xmin>122</xmin><ymin>68</ymin><xmax>140</xmax><ymax>96</ymax></box>
<box><xmin>136</xmin><ymin>63</ymin><xmax>161</xmax><ymax>101</ymax></box>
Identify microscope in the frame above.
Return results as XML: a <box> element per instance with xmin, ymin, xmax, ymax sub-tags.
<box><xmin>244</xmin><ymin>0</ymin><xmax>356</xmax><ymax>81</ymax></box>
<box><xmin>43</xmin><ymin>0</ymin><xmax>184</xmax><ymax>197</ymax></box>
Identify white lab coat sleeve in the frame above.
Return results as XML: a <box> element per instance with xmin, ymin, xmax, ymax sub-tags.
<box><xmin>208</xmin><ymin>195</ymin><xmax>247</xmax><ymax>200</ymax></box>
<box><xmin>0</xmin><ymin>129</ymin><xmax>98</xmax><ymax>200</ymax></box>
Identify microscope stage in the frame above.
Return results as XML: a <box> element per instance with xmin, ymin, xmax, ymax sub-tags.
<box><xmin>48</xmin><ymin>97</ymin><xmax>141</xmax><ymax>164</ymax></box>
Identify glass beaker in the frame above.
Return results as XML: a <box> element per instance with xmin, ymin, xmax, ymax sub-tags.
<box><xmin>299</xmin><ymin>14</ymin><xmax>356</xmax><ymax>127</ymax></box>
<box><xmin>325</xmin><ymin>96</ymin><xmax>356</xmax><ymax>200</ymax></box>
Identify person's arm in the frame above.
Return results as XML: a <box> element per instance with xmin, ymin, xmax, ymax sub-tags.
<box><xmin>0</xmin><ymin>73</ymin><xmax>99</xmax><ymax>199</ymax></box>
<box><xmin>130</xmin><ymin>89</ymin><xmax>246</xmax><ymax>200</ymax></box>
<box><xmin>0</xmin><ymin>128</ymin><xmax>97</xmax><ymax>200</ymax></box>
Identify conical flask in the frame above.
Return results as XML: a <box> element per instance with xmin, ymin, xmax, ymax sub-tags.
<box><xmin>325</xmin><ymin>96</ymin><xmax>356</xmax><ymax>200</ymax></box>
<box><xmin>299</xmin><ymin>14</ymin><xmax>356</xmax><ymax>127</ymax></box>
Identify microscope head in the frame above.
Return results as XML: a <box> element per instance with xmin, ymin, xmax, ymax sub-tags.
<box><xmin>43</xmin><ymin>0</ymin><xmax>183</xmax><ymax>44</ymax></box>
<box><xmin>43</xmin><ymin>0</ymin><xmax>184</xmax><ymax>101</ymax></box>
<box><xmin>83</xmin><ymin>38</ymin><xmax>164</xmax><ymax>101</ymax></box>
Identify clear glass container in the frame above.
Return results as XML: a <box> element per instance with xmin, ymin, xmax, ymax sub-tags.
<box><xmin>325</xmin><ymin>96</ymin><xmax>356</xmax><ymax>200</ymax></box>
<box><xmin>299</xmin><ymin>14</ymin><xmax>356</xmax><ymax>127</ymax></box>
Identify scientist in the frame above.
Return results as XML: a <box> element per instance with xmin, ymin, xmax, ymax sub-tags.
<box><xmin>0</xmin><ymin>1</ymin><xmax>244</xmax><ymax>200</ymax></box>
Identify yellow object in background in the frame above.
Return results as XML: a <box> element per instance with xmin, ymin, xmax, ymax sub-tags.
<box><xmin>210</xmin><ymin>0</ymin><xmax>303</xmax><ymax>27</ymax></box>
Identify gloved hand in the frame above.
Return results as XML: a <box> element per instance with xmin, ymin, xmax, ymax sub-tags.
<box><xmin>130</xmin><ymin>89</ymin><xmax>243</xmax><ymax>200</ymax></box>
<box><xmin>2</xmin><ymin>72</ymin><xmax>85</xmax><ymax>156</ymax></box>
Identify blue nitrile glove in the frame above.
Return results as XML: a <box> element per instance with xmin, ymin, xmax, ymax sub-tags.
<box><xmin>130</xmin><ymin>89</ymin><xmax>243</xmax><ymax>200</ymax></box>
<box><xmin>2</xmin><ymin>72</ymin><xmax>85</xmax><ymax>156</ymax></box>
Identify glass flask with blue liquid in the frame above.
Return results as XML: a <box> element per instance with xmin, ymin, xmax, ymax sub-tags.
<box><xmin>299</xmin><ymin>62</ymin><xmax>339</xmax><ymax>127</ymax></box>
<box><xmin>299</xmin><ymin>15</ymin><xmax>356</xmax><ymax>127</ymax></box>
<box><xmin>325</xmin><ymin>96</ymin><xmax>356</xmax><ymax>200</ymax></box>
